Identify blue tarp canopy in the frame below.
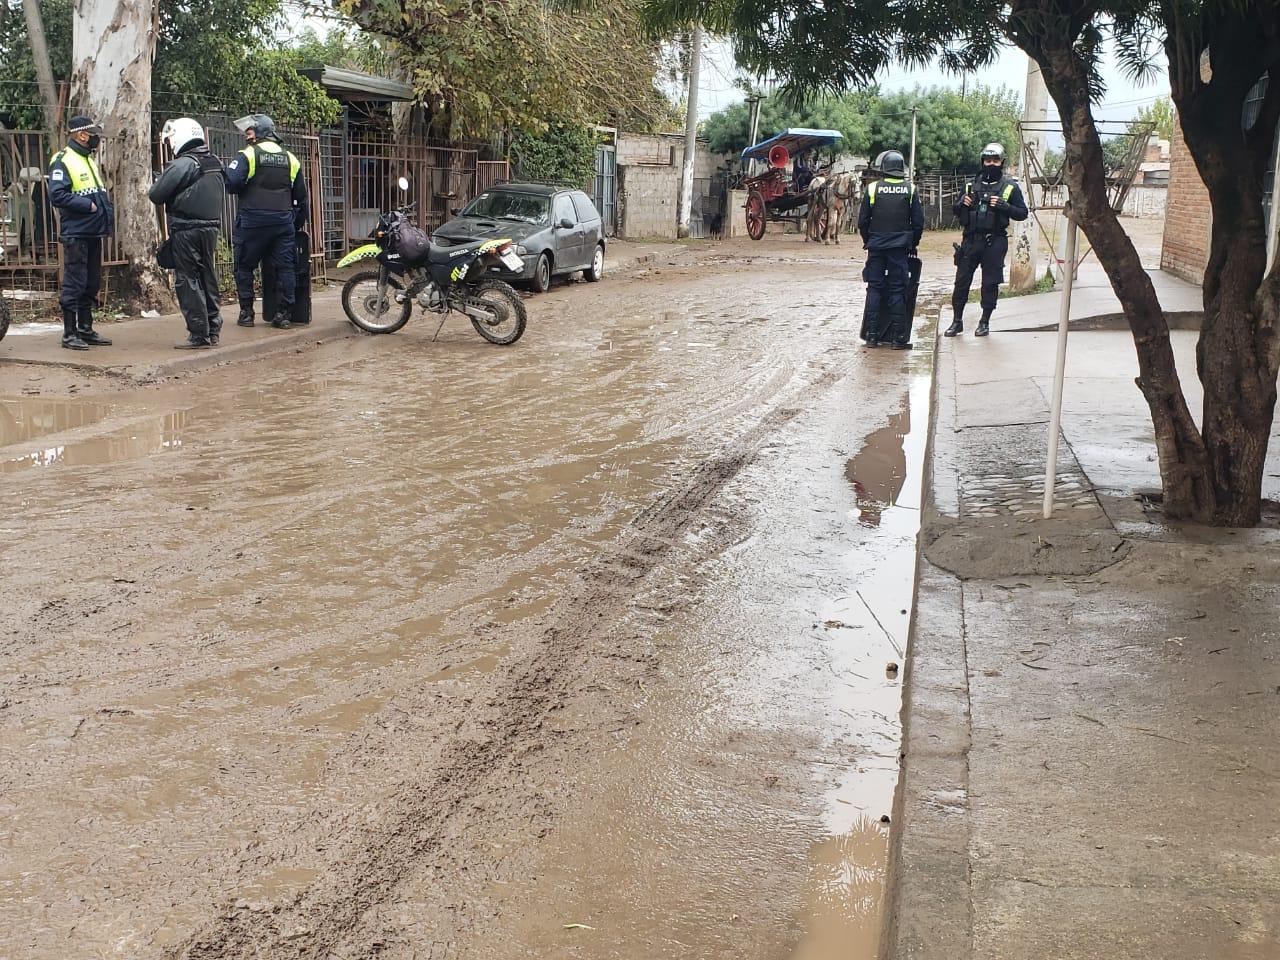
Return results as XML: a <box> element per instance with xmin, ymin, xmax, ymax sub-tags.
<box><xmin>741</xmin><ymin>128</ymin><xmax>843</xmax><ymax>161</ymax></box>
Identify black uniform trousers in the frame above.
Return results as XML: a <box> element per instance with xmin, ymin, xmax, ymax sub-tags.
<box><xmin>59</xmin><ymin>236</ymin><xmax>102</xmax><ymax>336</ymax></box>
<box><xmin>864</xmin><ymin>247</ymin><xmax>911</xmax><ymax>344</ymax></box>
<box><xmin>951</xmin><ymin>232</ymin><xmax>1009</xmax><ymax>317</ymax></box>
<box><xmin>172</xmin><ymin>226</ymin><xmax>222</xmax><ymax>341</ymax></box>
<box><xmin>234</xmin><ymin>220</ymin><xmax>296</xmax><ymax>312</ymax></box>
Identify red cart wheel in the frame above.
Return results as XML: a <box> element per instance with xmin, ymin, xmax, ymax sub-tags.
<box><xmin>745</xmin><ymin>190</ymin><xmax>766</xmax><ymax>240</ymax></box>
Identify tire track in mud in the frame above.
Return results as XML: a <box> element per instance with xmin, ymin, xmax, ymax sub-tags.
<box><xmin>168</xmin><ymin>364</ymin><xmax>850</xmax><ymax>960</ymax></box>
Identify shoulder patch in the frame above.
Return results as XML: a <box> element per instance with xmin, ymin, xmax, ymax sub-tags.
<box><xmin>228</xmin><ymin>159</ymin><xmax>239</xmax><ymax>170</ymax></box>
<box><xmin>51</xmin><ymin>169</ymin><xmax>65</xmax><ymax>181</ymax></box>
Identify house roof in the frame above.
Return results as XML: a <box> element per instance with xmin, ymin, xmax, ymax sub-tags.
<box><xmin>298</xmin><ymin>66</ymin><xmax>414</xmax><ymax>103</ymax></box>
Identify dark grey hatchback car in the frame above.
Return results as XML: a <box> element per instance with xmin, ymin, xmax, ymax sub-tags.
<box><xmin>432</xmin><ymin>183</ymin><xmax>606</xmax><ymax>293</ymax></box>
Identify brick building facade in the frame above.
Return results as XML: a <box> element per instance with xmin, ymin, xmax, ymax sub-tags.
<box><xmin>1160</xmin><ymin>123</ymin><xmax>1213</xmax><ymax>284</ymax></box>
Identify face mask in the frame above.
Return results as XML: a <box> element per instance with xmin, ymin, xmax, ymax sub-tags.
<box><xmin>981</xmin><ymin>164</ymin><xmax>1001</xmax><ymax>182</ymax></box>
<box><xmin>85</xmin><ymin>134</ymin><xmax>101</xmax><ymax>151</ymax></box>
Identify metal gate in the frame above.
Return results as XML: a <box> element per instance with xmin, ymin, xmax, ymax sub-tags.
<box><xmin>593</xmin><ymin>131</ymin><xmax>617</xmax><ymax>236</ymax></box>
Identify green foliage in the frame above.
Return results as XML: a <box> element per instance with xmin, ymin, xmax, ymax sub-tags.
<box><xmin>340</xmin><ymin>0</ymin><xmax>679</xmax><ymax>138</ymax></box>
<box><xmin>1136</xmin><ymin>96</ymin><xmax>1173</xmax><ymax>141</ymax></box>
<box><xmin>0</xmin><ymin>0</ymin><xmax>340</xmax><ymax>129</ymax></box>
<box><xmin>512</xmin><ymin>125</ymin><xmax>598</xmax><ymax>185</ymax></box>
<box><xmin>703</xmin><ymin>85</ymin><xmax>1019</xmax><ymax>171</ymax></box>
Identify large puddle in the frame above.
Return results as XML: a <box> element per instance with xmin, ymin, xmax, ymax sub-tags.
<box><xmin>0</xmin><ymin>396</ymin><xmax>190</xmax><ymax>471</ymax></box>
<box><xmin>791</xmin><ymin>320</ymin><xmax>933</xmax><ymax>959</ymax></box>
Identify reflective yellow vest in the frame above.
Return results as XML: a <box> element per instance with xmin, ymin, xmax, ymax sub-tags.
<box><xmin>51</xmin><ymin>148</ymin><xmax>105</xmax><ymax>196</ymax></box>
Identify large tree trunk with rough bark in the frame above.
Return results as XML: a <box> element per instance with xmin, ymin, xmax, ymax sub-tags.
<box><xmin>1169</xmin><ymin>12</ymin><xmax>1280</xmax><ymax>526</ymax></box>
<box><xmin>1010</xmin><ymin>2</ymin><xmax>1214</xmax><ymax>520</ymax></box>
<box><xmin>22</xmin><ymin>0</ymin><xmax>60</xmax><ymax>132</ymax></box>
<box><xmin>70</xmin><ymin>0</ymin><xmax>171</xmax><ymax>309</ymax></box>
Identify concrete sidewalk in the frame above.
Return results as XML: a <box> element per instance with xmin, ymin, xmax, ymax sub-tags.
<box><xmin>0</xmin><ymin>239</ymin><xmax>685</xmax><ymax>383</ymax></box>
<box><xmin>884</xmin><ymin>282</ymin><xmax>1280</xmax><ymax>958</ymax></box>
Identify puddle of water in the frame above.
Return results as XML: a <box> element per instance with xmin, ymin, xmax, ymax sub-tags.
<box><xmin>0</xmin><ymin>396</ymin><xmax>114</xmax><ymax>445</ymax></box>
<box><xmin>1</xmin><ymin>396</ymin><xmax>190</xmax><ymax>471</ymax></box>
<box><xmin>793</xmin><ymin>317</ymin><xmax>934</xmax><ymax>959</ymax></box>
<box><xmin>1</xmin><ymin>321</ymin><xmax>63</xmax><ymax>337</ymax></box>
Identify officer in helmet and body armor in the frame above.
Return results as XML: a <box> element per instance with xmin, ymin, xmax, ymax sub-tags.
<box><xmin>947</xmin><ymin>142</ymin><xmax>1028</xmax><ymax>337</ymax></box>
<box><xmin>224</xmin><ymin>114</ymin><xmax>308</xmax><ymax>329</ymax></box>
<box><xmin>856</xmin><ymin>149</ymin><xmax>924</xmax><ymax>350</ymax></box>
<box><xmin>149</xmin><ymin>117</ymin><xmax>226</xmax><ymax>348</ymax></box>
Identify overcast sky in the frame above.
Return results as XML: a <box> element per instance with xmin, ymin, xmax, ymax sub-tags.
<box><xmin>694</xmin><ymin>37</ymin><xmax>1170</xmax><ymax>131</ymax></box>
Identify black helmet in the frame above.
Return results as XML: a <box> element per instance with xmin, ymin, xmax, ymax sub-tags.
<box><xmin>875</xmin><ymin>149</ymin><xmax>907</xmax><ymax>177</ymax></box>
<box><xmin>234</xmin><ymin>113</ymin><xmax>278</xmax><ymax>141</ymax></box>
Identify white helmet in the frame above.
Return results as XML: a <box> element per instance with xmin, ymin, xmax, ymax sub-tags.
<box><xmin>161</xmin><ymin>117</ymin><xmax>205</xmax><ymax>155</ymax></box>
<box><xmin>981</xmin><ymin>142</ymin><xmax>1006</xmax><ymax>163</ymax></box>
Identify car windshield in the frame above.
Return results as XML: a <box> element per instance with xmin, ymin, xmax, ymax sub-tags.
<box><xmin>462</xmin><ymin>191</ymin><xmax>550</xmax><ymax>225</ymax></box>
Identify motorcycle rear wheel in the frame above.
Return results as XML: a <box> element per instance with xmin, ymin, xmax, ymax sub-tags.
<box><xmin>461</xmin><ymin>280</ymin><xmax>527</xmax><ymax>345</ymax></box>
<box><xmin>341</xmin><ymin>270</ymin><xmax>411</xmax><ymax>334</ymax></box>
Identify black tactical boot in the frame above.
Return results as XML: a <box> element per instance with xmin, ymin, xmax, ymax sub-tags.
<box><xmin>61</xmin><ymin>308</ymin><xmax>89</xmax><ymax>350</ymax></box>
<box><xmin>174</xmin><ymin>337</ymin><xmax>212</xmax><ymax>350</ymax></box>
<box><xmin>270</xmin><ymin>310</ymin><xmax>292</xmax><ymax>330</ymax></box>
<box><xmin>237</xmin><ymin>304</ymin><xmax>255</xmax><ymax>327</ymax></box>
<box><xmin>77</xmin><ymin>307</ymin><xmax>112</xmax><ymax>346</ymax></box>
<box><xmin>975</xmin><ymin>312</ymin><xmax>991</xmax><ymax>337</ymax></box>
<box><xmin>944</xmin><ymin>317</ymin><xmax>963</xmax><ymax>337</ymax></box>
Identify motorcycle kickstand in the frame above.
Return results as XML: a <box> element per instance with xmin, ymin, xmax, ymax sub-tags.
<box><xmin>431</xmin><ymin>311</ymin><xmax>449</xmax><ymax>341</ymax></box>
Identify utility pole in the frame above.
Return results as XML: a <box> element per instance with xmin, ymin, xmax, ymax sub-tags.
<box><xmin>22</xmin><ymin>0</ymin><xmax>60</xmax><ymax>131</ymax></box>
<box><xmin>745</xmin><ymin>93</ymin><xmax>762</xmax><ymax>177</ymax></box>
<box><xmin>677</xmin><ymin>24</ymin><xmax>702</xmax><ymax>239</ymax></box>
<box><xmin>908</xmin><ymin>106</ymin><xmax>918</xmax><ymax>182</ymax></box>
<box><xmin>1011</xmin><ymin>53</ymin><xmax>1049</xmax><ymax>291</ymax></box>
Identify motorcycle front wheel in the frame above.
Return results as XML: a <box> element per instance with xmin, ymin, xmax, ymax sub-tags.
<box><xmin>459</xmin><ymin>279</ymin><xmax>527</xmax><ymax>345</ymax></box>
<box><xmin>341</xmin><ymin>269</ymin><xmax>411</xmax><ymax>334</ymax></box>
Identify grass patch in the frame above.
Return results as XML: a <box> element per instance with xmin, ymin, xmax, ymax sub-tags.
<box><xmin>967</xmin><ymin>267</ymin><xmax>1056</xmax><ymax>304</ymax></box>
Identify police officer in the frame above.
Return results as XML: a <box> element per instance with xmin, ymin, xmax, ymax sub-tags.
<box><xmin>946</xmin><ymin>143</ymin><xmax>1029</xmax><ymax>337</ymax></box>
<box><xmin>857</xmin><ymin>149</ymin><xmax>923</xmax><ymax>350</ymax></box>
<box><xmin>48</xmin><ymin>115</ymin><xmax>114</xmax><ymax>350</ymax></box>
<box><xmin>150</xmin><ymin>118</ymin><xmax>226</xmax><ymax>349</ymax></box>
<box><xmin>224</xmin><ymin>114</ymin><xmax>308</xmax><ymax>329</ymax></box>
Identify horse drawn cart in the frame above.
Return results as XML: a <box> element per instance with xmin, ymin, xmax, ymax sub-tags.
<box><xmin>740</xmin><ymin>128</ymin><xmax>843</xmax><ymax>240</ymax></box>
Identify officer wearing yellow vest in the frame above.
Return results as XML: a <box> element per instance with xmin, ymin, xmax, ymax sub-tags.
<box><xmin>947</xmin><ymin>142</ymin><xmax>1029</xmax><ymax>338</ymax></box>
<box><xmin>224</xmin><ymin>114</ymin><xmax>308</xmax><ymax>329</ymax></box>
<box><xmin>857</xmin><ymin>149</ymin><xmax>924</xmax><ymax>350</ymax></box>
<box><xmin>48</xmin><ymin>115</ymin><xmax>115</xmax><ymax>350</ymax></box>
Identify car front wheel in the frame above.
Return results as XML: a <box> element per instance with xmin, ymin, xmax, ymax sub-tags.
<box><xmin>530</xmin><ymin>252</ymin><xmax>552</xmax><ymax>293</ymax></box>
<box><xmin>584</xmin><ymin>243</ymin><xmax>604</xmax><ymax>282</ymax></box>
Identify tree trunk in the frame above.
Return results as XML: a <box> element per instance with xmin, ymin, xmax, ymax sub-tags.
<box><xmin>1013</xmin><ymin>14</ymin><xmax>1214</xmax><ymax>519</ymax></box>
<box><xmin>70</xmin><ymin>0</ymin><xmax>171</xmax><ymax>309</ymax></box>
<box><xmin>1171</xmin><ymin>19</ymin><xmax>1280</xmax><ymax>526</ymax></box>
<box><xmin>21</xmin><ymin>0</ymin><xmax>60</xmax><ymax>132</ymax></box>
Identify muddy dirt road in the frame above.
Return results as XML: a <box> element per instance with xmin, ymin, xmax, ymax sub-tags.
<box><xmin>2</xmin><ymin>238</ymin><xmax>948</xmax><ymax>959</ymax></box>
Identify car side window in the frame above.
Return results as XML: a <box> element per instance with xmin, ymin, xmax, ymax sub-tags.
<box><xmin>571</xmin><ymin>193</ymin><xmax>599</xmax><ymax>222</ymax></box>
<box><xmin>553</xmin><ymin>194</ymin><xmax>576</xmax><ymax>225</ymax></box>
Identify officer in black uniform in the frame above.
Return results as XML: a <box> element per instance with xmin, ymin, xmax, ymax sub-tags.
<box><xmin>946</xmin><ymin>142</ymin><xmax>1029</xmax><ymax>337</ymax></box>
<box><xmin>224</xmin><ymin>114</ymin><xmax>308</xmax><ymax>329</ymax></box>
<box><xmin>150</xmin><ymin>117</ymin><xmax>226</xmax><ymax>349</ymax></box>
<box><xmin>47</xmin><ymin>115</ymin><xmax>114</xmax><ymax>351</ymax></box>
<box><xmin>857</xmin><ymin>149</ymin><xmax>924</xmax><ymax>350</ymax></box>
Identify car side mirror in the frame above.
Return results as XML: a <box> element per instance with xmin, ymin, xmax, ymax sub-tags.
<box><xmin>559</xmin><ymin>218</ymin><xmax>574</xmax><ymax>229</ymax></box>
<box><xmin>449</xmin><ymin>207</ymin><xmax>459</xmax><ymax>216</ymax></box>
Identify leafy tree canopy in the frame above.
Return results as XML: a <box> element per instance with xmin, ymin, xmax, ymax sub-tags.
<box><xmin>337</xmin><ymin>0</ymin><xmax>681</xmax><ymax>138</ymax></box>
<box><xmin>702</xmin><ymin>85</ymin><xmax>1020</xmax><ymax>170</ymax></box>
<box><xmin>0</xmin><ymin>0</ymin><xmax>340</xmax><ymax>128</ymax></box>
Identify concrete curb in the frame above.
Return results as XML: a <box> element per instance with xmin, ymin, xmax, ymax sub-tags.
<box><xmin>880</xmin><ymin>314</ymin><xmax>974</xmax><ymax>960</ymax></box>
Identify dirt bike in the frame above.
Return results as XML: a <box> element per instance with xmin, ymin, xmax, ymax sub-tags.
<box><xmin>338</xmin><ymin>178</ymin><xmax>527</xmax><ymax>344</ymax></box>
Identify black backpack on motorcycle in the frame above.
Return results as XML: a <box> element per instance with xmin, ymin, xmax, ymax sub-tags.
<box><xmin>394</xmin><ymin>223</ymin><xmax>433</xmax><ymax>265</ymax></box>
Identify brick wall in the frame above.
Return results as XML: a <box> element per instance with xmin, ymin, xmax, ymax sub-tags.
<box><xmin>618</xmin><ymin>165</ymin><xmax>680</xmax><ymax>239</ymax></box>
<box><xmin>1160</xmin><ymin>123</ymin><xmax>1212</xmax><ymax>284</ymax></box>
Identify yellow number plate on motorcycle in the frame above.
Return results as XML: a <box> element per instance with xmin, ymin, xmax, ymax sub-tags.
<box><xmin>500</xmin><ymin>250</ymin><xmax>523</xmax><ymax>271</ymax></box>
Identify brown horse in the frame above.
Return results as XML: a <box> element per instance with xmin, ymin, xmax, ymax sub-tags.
<box><xmin>807</xmin><ymin>174</ymin><xmax>856</xmax><ymax>244</ymax></box>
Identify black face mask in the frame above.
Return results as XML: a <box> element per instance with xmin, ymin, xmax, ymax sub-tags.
<box><xmin>981</xmin><ymin>164</ymin><xmax>1002</xmax><ymax>182</ymax></box>
<box><xmin>85</xmin><ymin>134</ymin><xmax>101</xmax><ymax>151</ymax></box>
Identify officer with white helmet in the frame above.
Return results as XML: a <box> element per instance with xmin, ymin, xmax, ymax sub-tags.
<box><xmin>150</xmin><ymin>117</ymin><xmax>226</xmax><ymax>348</ymax></box>
<box><xmin>947</xmin><ymin>142</ymin><xmax>1029</xmax><ymax>337</ymax></box>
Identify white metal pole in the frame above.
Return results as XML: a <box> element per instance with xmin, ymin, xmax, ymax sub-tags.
<box><xmin>908</xmin><ymin>106</ymin><xmax>918</xmax><ymax>182</ymax></box>
<box><xmin>1043</xmin><ymin>214</ymin><xmax>1079</xmax><ymax>519</ymax></box>
<box><xmin>677</xmin><ymin>24</ymin><xmax>702</xmax><ymax>239</ymax></box>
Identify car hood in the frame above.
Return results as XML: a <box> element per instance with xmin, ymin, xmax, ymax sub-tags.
<box><xmin>434</xmin><ymin>217</ymin><xmax>542</xmax><ymax>243</ymax></box>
